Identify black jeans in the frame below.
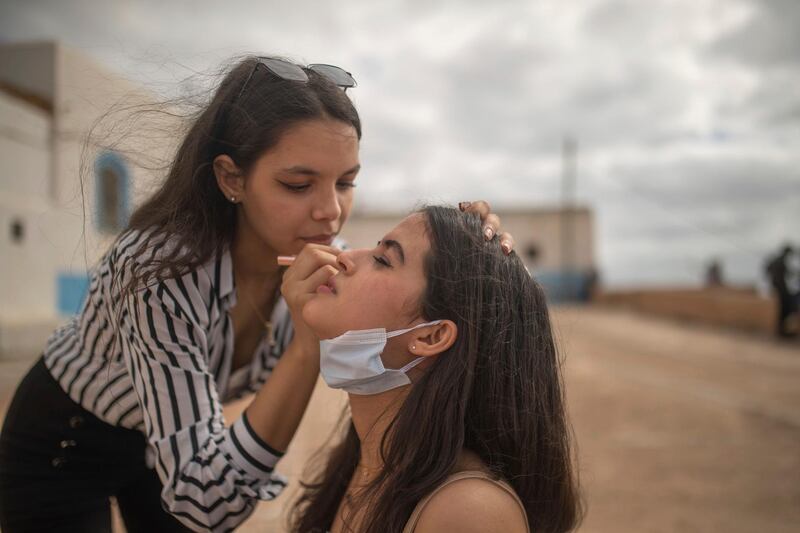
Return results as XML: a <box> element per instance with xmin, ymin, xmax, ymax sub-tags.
<box><xmin>0</xmin><ymin>357</ymin><xmax>192</xmax><ymax>533</ymax></box>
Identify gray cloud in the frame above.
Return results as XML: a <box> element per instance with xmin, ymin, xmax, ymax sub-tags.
<box><xmin>709</xmin><ymin>0</ymin><xmax>800</xmax><ymax>68</ymax></box>
<box><xmin>1</xmin><ymin>0</ymin><xmax>798</xmax><ymax>287</ymax></box>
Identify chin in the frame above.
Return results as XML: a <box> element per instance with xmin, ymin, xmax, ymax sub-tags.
<box><xmin>301</xmin><ymin>297</ymin><xmax>339</xmax><ymax>339</ymax></box>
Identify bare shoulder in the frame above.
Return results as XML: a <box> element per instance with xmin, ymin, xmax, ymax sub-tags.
<box><xmin>414</xmin><ymin>477</ymin><xmax>528</xmax><ymax>533</ymax></box>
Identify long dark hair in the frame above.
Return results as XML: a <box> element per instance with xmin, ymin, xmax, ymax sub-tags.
<box><xmin>119</xmin><ymin>56</ymin><xmax>361</xmax><ymax>292</ymax></box>
<box><xmin>291</xmin><ymin>205</ymin><xmax>582</xmax><ymax>533</ymax></box>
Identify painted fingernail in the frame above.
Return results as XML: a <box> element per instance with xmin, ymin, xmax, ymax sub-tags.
<box><xmin>501</xmin><ymin>242</ymin><xmax>512</xmax><ymax>254</ymax></box>
<box><xmin>459</xmin><ymin>201</ymin><xmax>471</xmax><ymax>211</ymax></box>
<box><xmin>484</xmin><ymin>227</ymin><xmax>494</xmax><ymax>239</ymax></box>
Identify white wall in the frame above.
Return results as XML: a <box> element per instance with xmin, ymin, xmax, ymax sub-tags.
<box><xmin>51</xmin><ymin>44</ymin><xmax>164</xmax><ymax>267</ymax></box>
<box><xmin>0</xmin><ymin>42</ymin><xmax>169</xmax><ymax>357</ymax></box>
<box><xmin>1</xmin><ymin>42</ymin><xmax>170</xmax><ymax>298</ymax></box>
<box><xmin>499</xmin><ymin>208</ymin><xmax>594</xmax><ymax>271</ymax></box>
<box><xmin>0</xmin><ymin>90</ymin><xmax>57</xmax><ymax>324</ymax></box>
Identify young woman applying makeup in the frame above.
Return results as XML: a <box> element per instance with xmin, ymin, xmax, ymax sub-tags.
<box><xmin>0</xmin><ymin>57</ymin><xmax>514</xmax><ymax>533</ymax></box>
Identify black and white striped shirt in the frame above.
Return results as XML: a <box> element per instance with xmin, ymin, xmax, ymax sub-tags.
<box><xmin>43</xmin><ymin>229</ymin><xmax>294</xmax><ymax>532</ymax></box>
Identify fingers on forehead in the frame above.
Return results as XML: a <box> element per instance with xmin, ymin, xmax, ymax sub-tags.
<box><xmin>483</xmin><ymin>213</ymin><xmax>501</xmax><ymax>230</ymax></box>
<box><xmin>498</xmin><ymin>232</ymin><xmax>514</xmax><ymax>246</ymax></box>
<box><xmin>468</xmin><ymin>200</ymin><xmax>492</xmax><ymax>217</ymax></box>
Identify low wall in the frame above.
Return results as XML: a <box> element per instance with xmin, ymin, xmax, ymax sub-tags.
<box><xmin>0</xmin><ymin>316</ymin><xmax>63</xmax><ymax>360</ymax></box>
<box><xmin>594</xmin><ymin>287</ymin><xmax>778</xmax><ymax>335</ymax></box>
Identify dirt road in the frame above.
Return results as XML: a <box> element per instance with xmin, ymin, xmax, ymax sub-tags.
<box><xmin>2</xmin><ymin>306</ymin><xmax>798</xmax><ymax>532</ymax></box>
<box><xmin>234</xmin><ymin>306</ymin><xmax>800</xmax><ymax>532</ymax></box>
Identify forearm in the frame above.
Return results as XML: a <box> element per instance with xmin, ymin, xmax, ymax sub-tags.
<box><xmin>245</xmin><ymin>242</ymin><xmax>340</xmax><ymax>451</ymax></box>
<box><xmin>244</xmin><ymin>336</ymin><xmax>320</xmax><ymax>452</ymax></box>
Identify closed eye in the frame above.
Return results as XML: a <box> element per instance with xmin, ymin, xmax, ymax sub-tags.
<box><xmin>373</xmin><ymin>255</ymin><xmax>391</xmax><ymax>268</ymax></box>
<box><xmin>279</xmin><ymin>181</ymin><xmax>310</xmax><ymax>192</ymax></box>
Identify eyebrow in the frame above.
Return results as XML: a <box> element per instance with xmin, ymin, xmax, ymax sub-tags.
<box><xmin>280</xmin><ymin>164</ymin><xmax>361</xmax><ymax>178</ymax></box>
<box><xmin>381</xmin><ymin>238</ymin><xmax>405</xmax><ymax>265</ymax></box>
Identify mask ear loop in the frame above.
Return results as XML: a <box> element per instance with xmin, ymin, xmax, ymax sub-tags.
<box><xmin>398</xmin><ymin>356</ymin><xmax>426</xmax><ymax>373</ymax></box>
<box><xmin>386</xmin><ymin>319</ymin><xmax>443</xmax><ymax>339</ymax></box>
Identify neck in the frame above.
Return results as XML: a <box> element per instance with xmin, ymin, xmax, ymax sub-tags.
<box><xmin>348</xmin><ymin>386</ymin><xmax>410</xmax><ymax>471</ymax></box>
<box><xmin>231</xmin><ymin>215</ymin><xmax>282</xmax><ymax>285</ymax></box>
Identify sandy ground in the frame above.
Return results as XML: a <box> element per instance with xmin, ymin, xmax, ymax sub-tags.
<box><xmin>1</xmin><ymin>306</ymin><xmax>798</xmax><ymax>532</ymax></box>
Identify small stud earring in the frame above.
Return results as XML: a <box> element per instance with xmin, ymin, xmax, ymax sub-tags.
<box><xmin>230</xmin><ymin>196</ymin><xmax>236</xmax><ymax>203</ymax></box>
<box><xmin>411</xmin><ymin>345</ymin><xmax>416</xmax><ymax>351</ymax></box>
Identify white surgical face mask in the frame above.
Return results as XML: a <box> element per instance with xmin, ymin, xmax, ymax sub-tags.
<box><xmin>319</xmin><ymin>320</ymin><xmax>442</xmax><ymax>395</ymax></box>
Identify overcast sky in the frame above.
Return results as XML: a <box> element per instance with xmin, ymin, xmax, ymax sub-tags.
<box><xmin>1</xmin><ymin>0</ymin><xmax>798</xmax><ymax>288</ymax></box>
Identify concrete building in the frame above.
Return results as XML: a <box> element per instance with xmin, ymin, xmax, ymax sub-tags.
<box><xmin>344</xmin><ymin>205</ymin><xmax>596</xmax><ymax>301</ymax></box>
<box><xmin>0</xmin><ymin>41</ymin><xmax>161</xmax><ymax>357</ymax></box>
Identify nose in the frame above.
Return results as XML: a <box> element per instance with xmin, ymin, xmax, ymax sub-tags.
<box><xmin>311</xmin><ymin>184</ymin><xmax>342</xmax><ymax>222</ymax></box>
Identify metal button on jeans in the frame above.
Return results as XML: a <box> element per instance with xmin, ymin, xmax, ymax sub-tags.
<box><xmin>68</xmin><ymin>416</ymin><xmax>84</xmax><ymax>429</ymax></box>
<box><xmin>60</xmin><ymin>439</ymin><xmax>77</xmax><ymax>449</ymax></box>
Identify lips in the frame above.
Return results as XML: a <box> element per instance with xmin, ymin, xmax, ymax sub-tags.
<box><xmin>302</xmin><ymin>234</ymin><xmax>335</xmax><ymax>245</ymax></box>
<box><xmin>316</xmin><ymin>276</ymin><xmax>337</xmax><ymax>296</ymax></box>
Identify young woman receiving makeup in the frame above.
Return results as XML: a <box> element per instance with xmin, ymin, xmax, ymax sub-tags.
<box><xmin>292</xmin><ymin>206</ymin><xmax>581</xmax><ymax>533</ymax></box>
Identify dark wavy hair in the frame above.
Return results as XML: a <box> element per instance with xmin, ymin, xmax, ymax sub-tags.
<box><xmin>291</xmin><ymin>205</ymin><xmax>582</xmax><ymax>533</ymax></box>
<box><xmin>118</xmin><ymin>56</ymin><xmax>361</xmax><ymax>292</ymax></box>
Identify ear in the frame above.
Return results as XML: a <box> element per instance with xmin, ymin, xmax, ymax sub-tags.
<box><xmin>408</xmin><ymin>320</ymin><xmax>457</xmax><ymax>358</ymax></box>
<box><xmin>213</xmin><ymin>154</ymin><xmax>245</xmax><ymax>202</ymax></box>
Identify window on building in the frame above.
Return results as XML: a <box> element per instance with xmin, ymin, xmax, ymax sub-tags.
<box><xmin>95</xmin><ymin>151</ymin><xmax>130</xmax><ymax>233</ymax></box>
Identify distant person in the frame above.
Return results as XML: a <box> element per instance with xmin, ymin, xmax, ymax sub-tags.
<box><xmin>765</xmin><ymin>245</ymin><xmax>796</xmax><ymax>338</ymax></box>
<box><xmin>705</xmin><ymin>259</ymin><xmax>724</xmax><ymax>287</ymax></box>
<box><xmin>795</xmin><ymin>248</ymin><xmax>800</xmax><ymax>325</ymax></box>
<box><xmin>583</xmin><ymin>267</ymin><xmax>599</xmax><ymax>301</ymax></box>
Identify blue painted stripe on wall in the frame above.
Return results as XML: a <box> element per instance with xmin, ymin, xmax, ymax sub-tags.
<box><xmin>532</xmin><ymin>269</ymin><xmax>595</xmax><ymax>303</ymax></box>
<box><xmin>57</xmin><ymin>272</ymin><xmax>89</xmax><ymax>315</ymax></box>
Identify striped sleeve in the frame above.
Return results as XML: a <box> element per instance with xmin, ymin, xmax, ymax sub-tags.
<box><xmin>120</xmin><ymin>278</ymin><xmax>286</xmax><ymax>532</ymax></box>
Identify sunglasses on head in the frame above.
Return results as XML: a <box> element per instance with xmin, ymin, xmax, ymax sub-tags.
<box><xmin>237</xmin><ymin>57</ymin><xmax>357</xmax><ymax>101</ymax></box>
